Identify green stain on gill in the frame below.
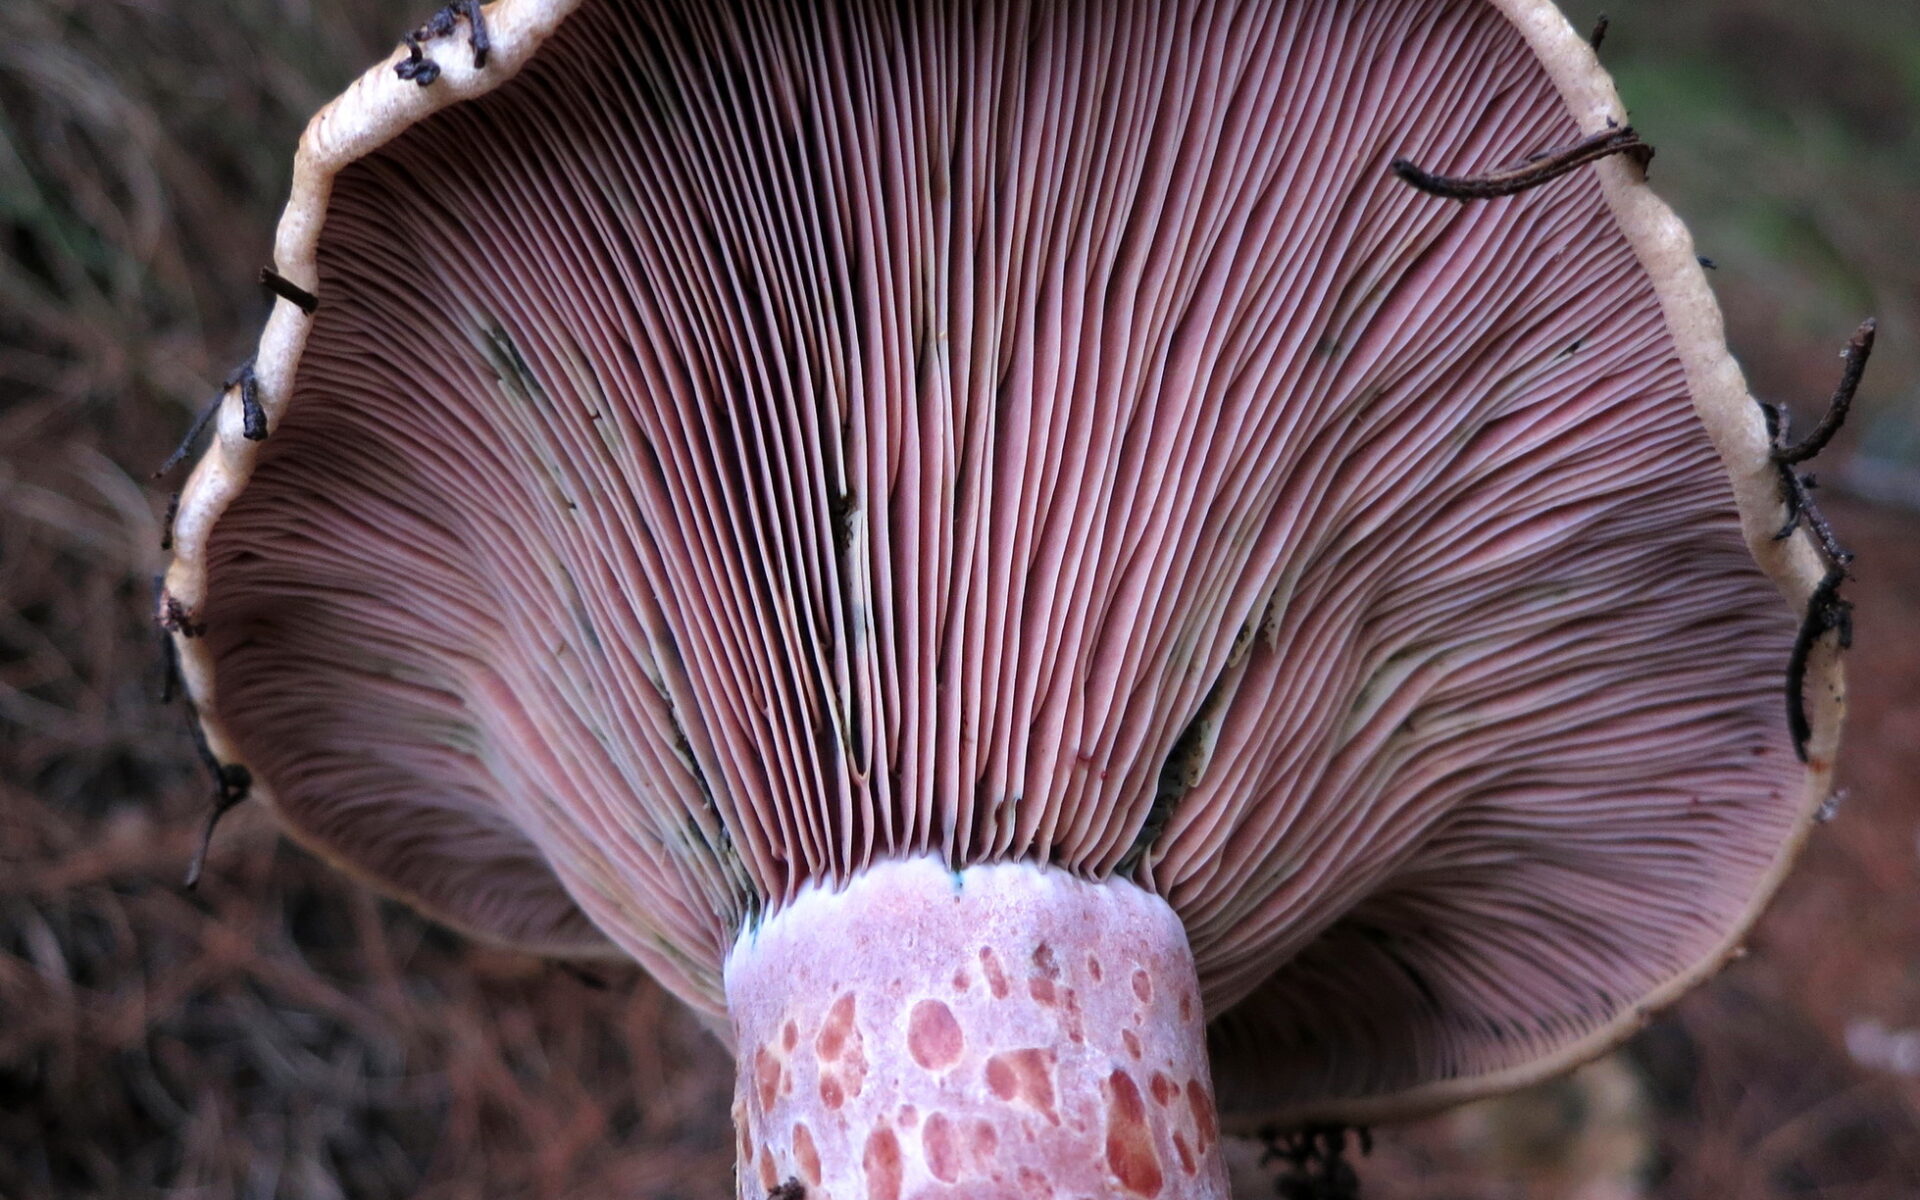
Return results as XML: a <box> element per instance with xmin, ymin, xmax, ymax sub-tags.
<box><xmin>1119</xmin><ymin>667</ymin><xmax>1238</xmax><ymax>880</ymax></box>
<box><xmin>558</xmin><ymin>563</ymin><xmax>603</xmax><ymax>655</ymax></box>
<box><xmin>592</xmin><ymin>410</ymin><xmax>622</xmax><ymax>457</ymax></box>
<box><xmin>1259</xmin><ymin>568</ymin><xmax>1303</xmax><ymax>650</ymax></box>
<box><xmin>553</xmin><ymin>325</ymin><xmax>621</xmax><ymax>457</ymax></box>
<box><xmin>475</xmin><ymin>318</ymin><xmax>578</xmax><ymax>510</ymax></box>
<box><xmin>1347</xmin><ymin>646</ymin><xmax>1422</xmax><ymax>717</ymax></box>
<box><xmin>635</xmin><ymin>629</ymin><xmax>749</xmax><ymax>896</ymax></box>
<box><xmin>743</xmin><ymin>889</ymin><xmax>763</xmax><ymax>936</ymax></box>
<box><xmin>827</xmin><ymin>487</ymin><xmax>857</xmax><ymax>555</ymax></box>
<box><xmin>1226</xmin><ymin>616</ymin><xmax>1258</xmax><ymax>668</ymax></box>
<box><xmin>668</xmin><ymin>723</ymin><xmax>716</xmax><ymax>815</ymax></box>
<box><xmin>661</xmin><ymin>703</ymin><xmax>751</xmax><ymax>913</ymax></box>
<box><xmin>429</xmin><ymin>721</ymin><xmax>484</xmax><ymax>757</ymax></box>
<box><xmin>649</xmin><ymin>929</ymin><xmax>708</xmax><ymax>981</ymax></box>
<box><xmin>480</xmin><ymin>320</ymin><xmax>544</xmax><ymax>405</ymax></box>
<box><xmin>473</xmin><ymin>320</ymin><xmax>757</xmax><ymax>959</ymax></box>
<box><xmin>1351</xmin><ymin>922</ymin><xmax>1443</xmax><ymax>1014</ymax></box>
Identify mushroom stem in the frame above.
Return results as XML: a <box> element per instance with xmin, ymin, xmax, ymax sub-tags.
<box><xmin>725</xmin><ymin>858</ymin><xmax>1228</xmax><ymax>1200</ymax></box>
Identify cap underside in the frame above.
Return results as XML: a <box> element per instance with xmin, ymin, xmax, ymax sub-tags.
<box><xmin>166</xmin><ymin>0</ymin><xmax>1844</xmax><ymax>1124</ymax></box>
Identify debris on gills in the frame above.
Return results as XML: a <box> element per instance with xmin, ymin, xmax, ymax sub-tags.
<box><xmin>229</xmin><ymin>358</ymin><xmax>267</xmax><ymax>442</ymax></box>
<box><xmin>1786</xmin><ymin>566</ymin><xmax>1852</xmax><ymax>763</ymax></box>
<box><xmin>153</xmin><ymin>356</ymin><xmax>267</xmax><ymax>476</ymax></box>
<box><xmin>177</xmin><ymin>694</ymin><xmax>254</xmax><ymax>890</ymax></box>
<box><xmin>153</xmin><ymin>394</ymin><xmax>222</xmax><ymax>477</ymax></box>
<box><xmin>259</xmin><ymin>266</ymin><xmax>318</xmax><ymax>314</ymax></box>
<box><xmin>1773</xmin><ymin>319</ymin><xmax>1876</xmax><ymax>466</ymax></box>
<box><xmin>158</xmin><ymin>590</ymin><xmax>205</xmax><ymax>639</ymax></box>
<box><xmin>1260</xmin><ymin>1125</ymin><xmax>1371</xmax><ymax>1200</ymax></box>
<box><xmin>1391</xmin><ymin>125</ymin><xmax>1651</xmax><ymax>201</ymax></box>
<box><xmin>1759</xmin><ymin>320</ymin><xmax>1875</xmax><ymax>761</ymax></box>
<box><xmin>396</xmin><ymin>1</ymin><xmax>490</xmax><ymax>86</ymax></box>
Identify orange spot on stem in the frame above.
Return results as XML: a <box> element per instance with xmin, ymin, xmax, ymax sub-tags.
<box><xmin>1104</xmin><ymin>1070</ymin><xmax>1164</xmax><ymax>1197</ymax></box>
<box><xmin>923</xmin><ymin>1112</ymin><xmax>962</xmax><ymax>1183</ymax></box>
<box><xmin>1186</xmin><ymin>1080</ymin><xmax>1217</xmax><ymax>1150</ymax></box>
<box><xmin>793</xmin><ymin>1123</ymin><xmax>821</xmax><ymax>1184</ymax></box>
<box><xmin>908</xmin><ymin>998</ymin><xmax>965</xmax><ymax>1071</ymax></box>
<box><xmin>984</xmin><ymin>1049</ymin><xmax>1058</xmax><ymax>1122</ymax></box>
<box><xmin>864</xmin><ymin>1127</ymin><xmax>903</xmax><ymax>1200</ymax></box>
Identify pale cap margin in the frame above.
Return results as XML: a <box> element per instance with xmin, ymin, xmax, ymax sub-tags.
<box><xmin>160</xmin><ymin>0</ymin><xmax>606</xmax><ymax>958</ymax></box>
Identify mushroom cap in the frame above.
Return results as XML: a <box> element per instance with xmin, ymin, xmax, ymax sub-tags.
<box><xmin>164</xmin><ymin>0</ymin><xmax>1845</xmax><ymax>1125</ymax></box>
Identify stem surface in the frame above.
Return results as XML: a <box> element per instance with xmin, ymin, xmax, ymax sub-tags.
<box><xmin>725</xmin><ymin>857</ymin><xmax>1228</xmax><ymax>1199</ymax></box>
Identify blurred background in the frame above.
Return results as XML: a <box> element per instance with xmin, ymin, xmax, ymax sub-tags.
<box><xmin>1</xmin><ymin>0</ymin><xmax>1915</xmax><ymax>1196</ymax></box>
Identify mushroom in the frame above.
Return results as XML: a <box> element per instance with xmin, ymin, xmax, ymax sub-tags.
<box><xmin>160</xmin><ymin>0</ymin><xmax>1853</xmax><ymax>1197</ymax></box>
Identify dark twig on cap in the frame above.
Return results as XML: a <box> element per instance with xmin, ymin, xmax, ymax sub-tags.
<box><xmin>158</xmin><ymin>590</ymin><xmax>205</xmax><ymax>639</ymax></box>
<box><xmin>154</xmin><ymin>394</ymin><xmax>222</xmax><ymax>477</ymax></box>
<box><xmin>154</xmin><ymin>359</ymin><xmax>266</xmax><ymax>476</ymax></box>
<box><xmin>768</xmin><ymin>1180</ymin><xmax>806</xmax><ymax>1200</ymax></box>
<box><xmin>1759</xmin><ymin>402</ymin><xmax>1792</xmax><ymax>511</ymax></box>
<box><xmin>1786</xmin><ymin>565</ymin><xmax>1852</xmax><ymax>763</ymax></box>
<box><xmin>153</xmin><ymin>574</ymin><xmax>183</xmax><ymax>703</ymax></box>
<box><xmin>259</xmin><ymin>266</ymin><xmax>319</xmax><ymax>315</ymax></box>
<box><xmin>1258</xmin><ymin>1125</ymin><xmax>1371</xmax><ymax>1200</ymax></box>
<box><xmin>1774</xmin><ymin>318</ymin><xmax>1876</xmax><ymax>465</ymax></box>
<box><xmin>395</xmin><ymin>38</ymin><xmax>437</xmax><ymax>83</ymax></box>
<box><xmin>1776</xmin><ymin>471</ymin><xmax>1852</xmax><ymax>570</ymax></box>
<box><xmin>228</xmin><ymin>358</ymin><xmax>267</xmax><ymax>442</ymax></box>
<box><xmin>1760</xmin><ymin>323</ymin><xmax>1876</xmax><ymax>761</ymax></box>
<box><xmin>174</xmin><ymin>673</ymin><xmax>254</xmax><ymax>888</ymax></box>
<box><xmin>557</xmin><ymin>962</ymin><xmax>612</xmax><ymax>990</ymax></box>
<box><xmin>1589</xmin><ymin>13</ymin><xmax>1610</xmax><ymax>51</ymax></box>
<box><xmin>155</xmin><ymin>571</ymin><xmax>251</xmax><ymax>885</ymax></box>
<box><xmin>159</xmin><ymin>623</ymin><xmax>181</xmax><ymax>705</ymax></box>
<box><xmin>464</xmin><ymin>0</ymin><xmax>491</xmax><ymax>66</ymax></box>
<box><xmin>184</xmin><ymin>761</ymin><xmax>254</xmax><ymax>889</ymax></box>
<box><xmin>1761</xmin><ymin>321</ymin><xmax>1875</xmax><ymax>561</ymax></box>
<box><xmin>396</xmin><ymin>1</ymin><xmax>490</xmax><ymax>86</ymax></box>
<box><xmin>159</xmin><ymin>490</ymin><xmax>180</xmax><ymax>552</ymax></box>
<box><xmin>1391</xmin><ymin>125</ymin><xmax>1651</xmax><ymax>201</ymax></box>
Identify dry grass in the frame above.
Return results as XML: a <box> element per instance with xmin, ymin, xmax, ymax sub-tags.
<box><xmin>0</xmin><ymin>799</ymin><xmax>732</xmax><ymax>1199</ymax></box>
<box><xmin>2</xmin><ymin>1</ymin><xmax>1917</xmax><ymax>1197</ymax></box>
